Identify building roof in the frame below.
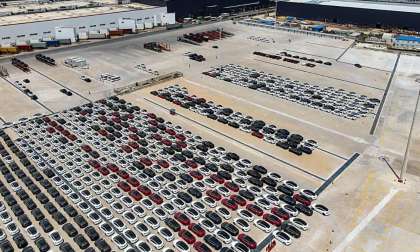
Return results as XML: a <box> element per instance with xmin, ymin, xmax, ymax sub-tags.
<box><xmin>280</xmin><ymin>0</ymin><xmax>420</xmax><ymax>13</ymax></box>
<box><xmin>0</xmin><ymin>0</ymin><xmax>157</xmax><ymax>26</ymax></box>
<box><xmin>396</xmin><ymin>35</ymin><xmax>420</xmax><ymax>42</ymax></box>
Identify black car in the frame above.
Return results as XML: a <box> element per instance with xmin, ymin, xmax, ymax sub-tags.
<box><xmin>277</xmin><ymin>185</ymin><xmax>294</xmax><ymax>196</ymax></box>
<box><xmin>204</xmin><ymin>234</ymin><xmax>222</xmax><ymax>250</ymax></box>
<box><xmin>59</xmin><ymin>242</ymin><xmax>75</xmax><ymax>252</ymax></box>
<box><xmin>239</xmin><ymin>190</ymin><xmax>255</xmax><ymax>201</ymax></box>
<box><xmin>35</xmin><ymin>238</ymin><xmax>50</xmax><ymax>252</ymax></box>
<box><xmin>85</xmin><ymin>226</ymin><xmax>99</xmax><ymax>241</ymax></box>
<box><xmin>177</xmin><ymin>192</ymin><xmax>193</xmax><ymax>204</ymax></box>
<box><xmin>53</xmin><ymin>212</ymin><xmax>67</xmax><ymax>225</ymax></box>
<box><xmin>74</xmin><ymin>234</ymin><xmax>89</xmax><ymax>249</ymax></box>
<box><xmin>19</xmin><ymin>214</ymin><xmax>32</xmax><ymax>228</ymax></box>
<box><xmin>248</xmin><ymin>177</ymin><xmax>263</xmax><ymax>187</ymax></box>
<box><xmin>94</xmin><ymin>239</ymin><xmax>111</xmax><ymax>252</ymax></box>
<box><xmin>282</xmin><ymin>223</ymin><xmax>301</xmax><ymax>238</ymax></box>
<box><xmin>63</xmin><ymin>223</ymin><xmax>78</xmax><ymax>237</ymax></box>
<box><xmin>13</xmin><ymin>233</ymin><xmax>28</xmax><ymax>249</ymax></box>
<box><xmin>180</xmin><ymin>173</ymin><xmax>193</xmax><ymax>183</ymax></box>
<box><xmin>64</xmin><ymin>205</ymin><xmax>78</xmax><ymax>217</ymax></box>
<box><xmin>11</xmin><ymin>204</ymin><xmax>24</xmax><ymax>217</ymax></box>
<box><xmin>187</xmin><ymin>187</ymin><xmax>202</xmax><ymax>199</ymax></box>
<box><xmin>165</xmin><ymin>218</ymin><xmax>181</xmax><ymax>232</ymax></box>
<box><xmin>40</xmin><ymin>219</ymin><xmax>53</xmax><ymax>233</ymax></box>
<box><xmin>205</xmin><ymin>211</ymin><xmax>222</xmax><ymax>225</ymax></box>
<box><xmin>74</xmin><ymin>215</ymin><xmax>88</xmax><ymax>229</ymax></box>
<box><xmin>295</xmin><ymin>203</ymin><xmax>313</xmax><ymax>216</ymax></box>
<box><xmin>279</xmin><ymin>194</ymin><xmax>296</xmax><ymax>205</ymax></box>
<box><xmin>221</xmin><ymin>222</ymin><xmax>239</xmax><ymax>236</ymax></box>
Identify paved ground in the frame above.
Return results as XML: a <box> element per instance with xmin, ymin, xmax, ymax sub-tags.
<box><xmin>0</xmin><ymin>20</ymin><xmax>419</xmax><ymax>252</ymax></box>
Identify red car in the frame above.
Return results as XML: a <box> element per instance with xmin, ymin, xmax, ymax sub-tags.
<box><xmin>98</xmin><ymin>115</ymin><xmax>107</xmax><ymax>122</ymax></box>
<box><xmin>193</xmin><ymin>241</ymin><xmax>212</xmax><ymax>252</ymax></box>
<box><xmin>128</xmin><ymin>141</ymin><xmax>139</xmax><ymax>149</ymax></box>
<box><xmin>189</xmin><ymin>171</ymin><xmax>203</xmax><ymax>180</ymax></box>
<box><xmin>106</xmin><ymin>163</ymin><xmax>119</xmax><ymax>172</ymax></box>
<box><xmin>118</xmin><ymin>181</ymin><xmax>131</xmax><ymax>192</ymax></box>
<box><xmin>140</xmin><ymin>158</ymin><xmax>152</xmax><ymax>166</ymax></box>
<box><xmin>67</xmin><ymin>134</ymin><xmax>77</xmax><ymax>141</ymax></box>
<box><xmin>210</xmin><ymin>174</ymin><xmax>224</xmax><ymax>184</ymax></box>
<box><xmin>55</xmin><ymin>125</ymin><xmax>64</xmax><ymax>132</ymax></box>
<box><xmin>271</xmin><ymin>207</ymin><xmax>290</xmax><ymax>220</ymax></box>
<box><xmin>157</xmin><ymin>160</ymin><xmax>170</xmax><ymax>169</ymax></box>
<box><xmin>246</xmin><ymin>204</ymin><xmax>264</xmax><ymax>216</ymax></box>
<box><xmin>127</xmin><ymin>114</ymin><xmax>134</xmax><ymax>120</ymax></box>
<box><xmin>175</xmin><ymin>134</ymin><xmax>186</xmax><ymax>141</ymax></box>
<box><xmin>166</xmin><ymin>128</ymin><xmax>176</xmax><ymax>136</ymax></box>
<box><xmin>251</xmin><ymin>131</ymin><xmax>264</xmax><ymax>139</ymax></box>
<box><xmin>43</xmin><ymin>117</ymin><xmax>51</xmax><ymax>123</ymax></box>
<box><xmin>148</xmin><ymin>120</ymin><xmax>158</xmax><ymax>126</ymax></box>
<box><xmin>48</xmin><ymin>121</ymin><xmax>57</xmax><ymax>127</ymax></box>
<box><xmin>98</xmin><ymin>129</ymin><xmax>108</xmax><ymax>136</ymax></box>
<box><xmin>117</xmin><ymin>170</ymin><xmax>129</xmax><ymax>179</ymax></box>
<box><xmin>98</xmin><ymin>167</ymin><xmax>110</xmax><ymax>176</ymax></box>
<box><xmin>129</xmin><ymin>190</ymin><xmax>142</xmax><ymax>201</ymax></box>
<box><xmin>222</xmin><ymin>198</ymin><xmax>238</xmax><ymax>211</ymax></box>
<box><xmin>46</xmin><ymin>127</ymin><xmax>55</xmax><ymax>134</ymax></box>
<box><xmin>81</xmin><ymin>145</ymin><xmax>92</xmax><ymax>153</ymax></box>
<box><xmin>293</xmin><ymin>194</ymin><xmax>311</xmax><ymax>206</ymax></box>
<box><xmin>111</xmin><ymin>112</ymin><xmax>120</xmax><ymax>117</ymax></box>
<box><xmin>128</xmin><ymin>126</ymin><xmax>138</xmax><ymax>133</ymax></box>
<box><xmin>188</xmin><ymin>223</ymin><xmax>205</xmax><ymax>237</ymax></box>
<box><xmin>176</xmin><ymin>141</ymin><xmax>187</xmax><ymax>149</ymax></box>
<box><xmin>121</xmin><ymin>145</ymin><xmax>132</xmax><ymax>153</ymax></box>
<box><xmin>161</xmin><ymin>139</ymin><xmax>172</xmax><ymax>146</ymax></box>
<box><xmin>61</xmin><ymin>130</ymin><xmax>71</xmax><ymax>137</ymax></box>
<box><xmin>149</xmin><ymin>193</ymin><xmax>163</xmax><ymax>205</ymax></box>
<box><xmin>238</xmin><ymin>234</ymin><xmax>257</xmax><ymax>249</ymax></box>
<box><xmin>127</xmin><ymin>177</ymin><xmax>140</xmax><ymax>187</ymax></box>
<box><xmin>185</xmin><ymin>160</ymin><xmax>197</xmax><ymax>169</ymax></box>
<box><xmin>263</xmin><ymin>213</ymin><xmax>282</xmax><ymax>227</ymax></box>
<box><xmin>178</xmin><ymin>229</ymin><xmax>196</xmax><ymax>244</ymax></box>
<box><xmin>88</xmin><ymin>160</ymin><xmax>100</xmax><ymax>169</ymax></box>
<box><xmin>174</xmin><ymin>212</ymin><xmax>190</xmax><ymax>226</ymax></box>
<box><xmin>152</xmin><ymin>134</ymin><xmax>162</xmax><ymax>141</ymax></box>
<box><xmin>224</xmin><ymin>181</ymin><xmax>239</xmax><ymax>192</ymax></box>
<box><xmin>137</xmin><ymin>185</ymin><xmax>152</xmax><ymax>196</ymax></box>
<box><xmin>206</xmin><ymin>190</ymin><xmax>222</xmax><ymax>201</ymax></box>
<box><xmin>112</xmin><ymin>117</ymin><xmax>121</xmax><ymax>124</ymax></box>
<box><xmin>128</xmin><ymin>134</ymin><xmax>139</xmax><ymax>141</ymax></box>
<box><xmin>147</xmin><ymin>113</ymin><xmax>157</xmax><ymax>119</ymax></box>
<box><xmin>230</xmin><ymin>194</ymin><xmax>246</xmax><ymax>206</ymax></box>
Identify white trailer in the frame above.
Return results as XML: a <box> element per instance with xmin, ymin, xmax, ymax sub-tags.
<box><xmin>55</xmin><ymin>27</ymin><xmax>77</xmax><ymax>42</ymax></box>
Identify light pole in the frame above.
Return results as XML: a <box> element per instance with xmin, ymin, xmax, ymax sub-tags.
<box><xmin>399</xmin><ymin>89</ymin><xmax>420</xmax><ymax>182</ymax></box>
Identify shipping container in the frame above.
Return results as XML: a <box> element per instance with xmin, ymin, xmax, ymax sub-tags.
<box><xmin>45</xmin><ymin>40</ymin><xmax>60</xmax><ymax>47</ymax></box>
<box><xmin>88</xmin><ymin>33</ymin><xmax>108</xmax><ymax>39</ymax></box>
<box><xmin>16</xmin><ymin>44</ymin><xmax>33</xmax><ymax>52</ymax></box>
<box><xmin>30</xmin><ymin>42</ymin><xmax>47</xmax><ymax>49</ymax></box>
<box><xmin>78</xmin><ymin>32</ymin><xmax>88</xmax><ymax>40</ymax></box>
<box><xmin>145</xmin><ymin>22</ymin><xmax>154</xmax><ymax>29</ymax></box>
<box><xmin>109</xmin><ymin>30</ymin><xmax>124</xmax><ymax>36</ymax></box>
<box><xmin>55</xmin><ymin>27</ymin><xmax>77</xmax><ymax>43</ymax></box>
<box><xmin>58</xmin><ymin>39</ymin><xmax>72</xmax><ymax>45</ymax></box>
<box><xmin>0</xmin><ymin>47</ymin><xmax>18</xmax><ymax>54</ymax></box>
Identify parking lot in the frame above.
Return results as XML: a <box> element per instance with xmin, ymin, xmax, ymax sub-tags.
<box><xmin>0</xmin><ymin>20</ymin><xmax>419</xmax><ymax>252</ymax></box>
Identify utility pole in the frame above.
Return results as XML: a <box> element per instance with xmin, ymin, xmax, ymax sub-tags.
<box><xmin>399</xmin><ymin>89</ymin><xmax>420</xmax><ymax>182</ymax></box>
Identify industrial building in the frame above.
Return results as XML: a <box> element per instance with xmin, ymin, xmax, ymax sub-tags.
<box><xmin>276</xmin><ymin>0</ymin><xmax>420</xmax><ymax>31</ymax></box>
<box><xmin>0</xmin><ymin>0</ymin><xmax>174</xmax><ymax>44</ymax></box>
<box><xmin>132</xmin><ymin>0</ymin><xmax>275</xmax><ymax>19</ymax></box>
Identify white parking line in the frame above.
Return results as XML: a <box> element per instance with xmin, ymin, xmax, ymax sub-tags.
<box><xmin>333</xmin><ymin>188</ymin><xmax>399</xmax><ymax>252</ymax></box>
<box><xmin>184</xmin><ymin>79</ymin><xmax>368</xmax><ymax>144</ymax></box>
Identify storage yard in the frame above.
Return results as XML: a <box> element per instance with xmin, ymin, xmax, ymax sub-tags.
<box><xmin>0</xmin><ymin>20</ymin><xmax>419</xmax><ymax>252</ymax></box>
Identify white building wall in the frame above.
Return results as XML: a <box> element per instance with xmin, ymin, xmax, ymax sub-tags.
<box><xmin>0</xmin><ymin>7</ymin><xmax>167</xmax><ymax>44</ymax></box>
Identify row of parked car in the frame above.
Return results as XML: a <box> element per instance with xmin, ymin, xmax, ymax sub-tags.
<box><xmin>151</xmin><ymin>85</ymin><xmax>317</xmax><ymax>156</ymax></box>
<box><xmin>5</xmin><ymin>95</ymin><xmax>329</xmax><ymax>252</ymax></box>
<box><xmin>0</xmin><ymin>129</ymin><xmax>109</xmax><ymax>252</ymax></box>
<box><xmin>203</xmin><ymin>64</ymin><xmax>381</xmax><ymax>120</ymax></box>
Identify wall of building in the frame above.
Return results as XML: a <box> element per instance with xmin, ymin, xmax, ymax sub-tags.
<box><xmin>166</xmin><ymin>0</ymin><xmax>273</xmax><ymax>19</ymax></box>
<box><xmin>0</xmin><ymin>6</ymin><xmax>167</xmax><ymax>43</ymax></box>
<box><xmin>276</xmin><ymin>1</ymin><xmax>420</xmax><ymax>31</ymax></box>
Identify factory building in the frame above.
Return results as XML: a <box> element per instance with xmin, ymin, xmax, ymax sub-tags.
<box><xmin>132</xmin><ymin>0</ymin><xmax>275</xmax><ymax>19</ymax></box>
<box><xmin>276</xmin><ymin>0</ymin><xmax>420</xmax><ymax>31</ymax></box>
<box><xmin>0</xmin><ymin>0</ymin><xmax>174</xmax><ymax>44</ymax></box>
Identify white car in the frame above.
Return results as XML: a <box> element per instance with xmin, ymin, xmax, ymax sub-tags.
<box><xmin>199</xmin><ymin>218</ymin><xmax>216</xmax><ymax>232</ymax></box>
<box><xmin>253</xmin><ymin>219</ymin><xmax>272</xmax><ymax>233</ymax></box>
<box><xmin>238</xmin><ymin>209</ymin><xmax>254</xmax><ymax>222</ymax></box>
<box><xmin>202</xmin><ymin>196</ymin><xmax>217</xmax><ymax>208</ymax></box>
<box><xmin>255</xmin><ymin>198</ymin><xmax>271</xmax><ymax>210</ymax></box>
<box><xmin>311</xmin><ymin>204</ymin><xmax>330</xmax><ymax>216</ymax></box>
<box><xmin>215</xmin><ymin>229</ymin><xmax>232</xmax><ymax>244</ymax></box>
<box><xmin>216</xmin><ymin>207</ymin><xmax>231</xmax><ymax>220</ymax></box>
<box><xmin>173</xmin><ymin>239</ymin><xmax>190</xmax><ymax>252</ymax></box>
<box><xmin>49</xmin><ymin>231</ymin><xmax>64</xmax><ymax>246</ymax></box>
<box><xmin>26</xmin><ymin>225</ymin><xmax>40</xmax><ymax>240</ymax></box>
<box><xmin>273</xmin><ymin>230</ymin><xmax>292</xmax><ymax>246</ymax></box>
<box><xmin>281</xmin><ymin>204</ymin><xmax>299</xmax><ymax>217</ymax></box>
<box><xmin>184</xmin><ymin>207</ymin><xmax>200</xmax><ymax>220</ymax></box>
<box><xmin>135</xmin><ymin>223</ymin><xmax>150</xmax><ymax>236</ymax></box>
<box><xmin>0</xmin><ymin>212</ymin><xmax>12</xmax><ymax>224</ymax></box>
<box><xmin>158</xmin><ymin>227</ymin><xmax>175</xmax><ymax>241</ymax></box>
<box><xmin>0</xmin><ymin>228</ymin><xmax>6</xmax><ymax>242</ymax></box>
<box><xmin>300</xmin><ymin>189</ymin><xmax>317</xmax><ymax>200</ymax></box>
<box><xmin>132</xmin><ymin>205</ymin><xmax>147</xmax><ymax>218</ymax></box>
<box><xmin>100</xmin><ymin>223</ymin><xmax>115</xmax><ymax>237</ymax></box>
<box><xmin>289</xmin><ymin>217</ymin><xmax>309</xmax><ymax>231</ymax></box>
<box><xmin>6</xmin><ymin>222</ymin><xmax>19</xmax><ymax>236</ymax></box>
<box><xmin>112</xmin><ymin>234</ymin><xmax>128</xmax><ymax>250</ymax></box>
<box><xmin>233</xmin><ymin>218</ymin><xmax>250</xmax><ymax>232</ymax></box>
<box><xmin>123</xmin><ymin>229</ymin><xmax>139</xmax><ymax>243</ymax></box>
<box><xmin>147</xmin><ymin>234</ymin><xmax>164</xmax><ymax>250</ymax></box>
<box><xmin>282</xmin><ymin>180</ymin><xmax>299</xmax><ymax>191</ymax></box>
<box><xmin>145</xmin><ymin>216</ymin><xmax>160</xmax><ymax>230</ymax></box>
